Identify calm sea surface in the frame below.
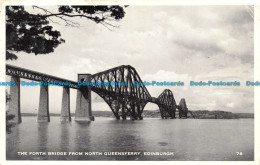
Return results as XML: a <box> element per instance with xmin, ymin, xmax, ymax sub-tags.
<box><xmin>6</xmin><ymin>117</ymin><xmax>254</xmax><ymax>161</ymax></box>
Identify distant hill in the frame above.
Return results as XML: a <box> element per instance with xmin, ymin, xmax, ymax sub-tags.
<box><xmin>21</xmin><ymin>110</ymin><xmax>254</xmax><ymax>119</ymax></box>
<box><xmin>190</xmin><ymin>110</ymin><xmax>254</xmax><ymax>119</ymax></box>
<box><xmin>234</xmin><ymin>113</ymin><xmax>254</xmax><ymax>118</ymax></box>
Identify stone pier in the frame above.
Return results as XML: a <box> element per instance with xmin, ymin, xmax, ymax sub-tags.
<box><xmin>75</xmin><ymin>74</ymin><xmax>95</xmax><ymax>122</ymax></box>
<box><xmin>37</xmin><ymin>85</ymin><xmax>50</xmax><ymax>122</ymax></box>
<box><xmin>60</xmin><ymin>86</ymin><xmax>71</xmax><ymax>122</ymax></box>
<box><xmin>8</xmin><ymin>76</ymin><xmax>21</xmax><ymax>124</ymax></box>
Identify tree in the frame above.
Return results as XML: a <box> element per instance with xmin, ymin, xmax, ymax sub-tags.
<box><xmin>5</xmin><ymin>5</ymin><xmax>126</xmax><ymax>133</ymax></box>
<box><xmin>6</xmin><ymin>6</ymin><xmax>126</xmax><ymax>60</ymax></box>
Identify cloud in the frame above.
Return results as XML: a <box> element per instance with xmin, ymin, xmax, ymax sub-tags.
<box><xmin>6</xmin><ymin>6</ymin><xmax>254</xmax><ymax>113</ymax></box>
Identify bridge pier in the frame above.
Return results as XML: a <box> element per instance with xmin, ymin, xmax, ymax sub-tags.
<box><xmin>37</xmin><ymin>85</ymin><xmax>50</xmax><ymax>122</ymax></box>
<box><xmin>8</xmin><ymin>76</ymin><xmax>21</xmax><ymax>124</ymax></box>
<box><xmin>75</xmin><ymin>74</ymin><xmax>95</xmax><ymax>122</ymax></box>
<box><xmin>137</xmin><ymin>105</ymin><xmax>143</xmax><ymax>120</ymax></box>
<box><xmin>130</xmin><ymin>116</ymin><xmax>135</xmax><ymax>120</ymax></box>
<box><xmin>122</xmin><ymin>96</ymin><xmax>127</xmax><ymax>120</ymax></box>
<box><xmin>60</xmin><ymin>86</ymin><xmax>71</xmax><ymax>122</ymax></box>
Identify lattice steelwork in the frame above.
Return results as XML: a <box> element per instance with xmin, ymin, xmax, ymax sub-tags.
<box><xmin>90</xmin><ymin>65</ymin><xmax>151</xmax><ymax>120</ymax></box>
<box><xmin>156</xmin><ymin>89</ymin><xmax>177</xmax><ymax>119</ymax></box>
<box><xmin>6</xmin><ymin>64</ymin><xmax>78</xmax><ymax>88</ymax></box>
<box><xmin>178</xmin><ymin>98</ymin><xmax>188</xmax><ymax>118</ymax></box>
<box><xmin>6</xmin><ymin>64</ymin><xmax>189</xmax><ymax>120</ymax></box>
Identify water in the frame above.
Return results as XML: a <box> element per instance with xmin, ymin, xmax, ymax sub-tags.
<box><xmin>6</xmin><ymin>117</ymin><xmax>254</xmax><ymax>161</ymax></box>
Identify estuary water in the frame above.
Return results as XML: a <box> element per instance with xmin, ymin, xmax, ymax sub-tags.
<box><xmin>6</xmin><ymin>117</ymin><xmax>254</xmax><ymax>161</ymax></box>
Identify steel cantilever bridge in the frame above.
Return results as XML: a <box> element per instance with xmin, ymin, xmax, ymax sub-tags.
<box><xmin>6</xmin><ymin>64</ymin><xmax>189</xmax><ymax>123</ymax></box>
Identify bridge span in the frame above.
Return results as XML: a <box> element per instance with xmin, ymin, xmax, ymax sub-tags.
<box><xmin>6</xmin><ymin>64</ymin><xmax>189</xmax><ymax>123</ymax></box>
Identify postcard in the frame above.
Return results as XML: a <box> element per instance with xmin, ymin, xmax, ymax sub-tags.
<box><xmin>1</xmin><ymin>1</ymin><xmax>259</xmax><ymax>165</ymax></box>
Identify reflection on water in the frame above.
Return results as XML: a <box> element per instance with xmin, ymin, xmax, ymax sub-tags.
<box><xmin>38</xmin><ymin>123</ymin><xmax>48</xmax><ymax>152</ymax></box>
<box><xmin>6</xmin><ymin>117</ymin><xmax>254</xmax><ymax>161</ymax></box>
<box><xmin>60</xmin><ymin>123</ymin><xmax>70</xmax><ymax>151</ymax></box>
<box><xmin>75</xmin><ymin>122</ymin><xmax>91</xmax><ymax>152</ymax></box>
<box><xmin>6</xmin><ymin>126</ymin><xmax>20</xmax><ymax>159</ymax></box>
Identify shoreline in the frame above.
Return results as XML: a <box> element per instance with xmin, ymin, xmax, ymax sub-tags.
<box><xmin>19</xmin><ymin>110</ymin><xmax>254</xmax><ymax>119</ymax></box>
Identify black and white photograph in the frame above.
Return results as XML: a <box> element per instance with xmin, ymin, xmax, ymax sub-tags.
<box><xmin>2</xmin><ymin>2</ymin><xmax>258</xmax><ymax>163</ymax></box>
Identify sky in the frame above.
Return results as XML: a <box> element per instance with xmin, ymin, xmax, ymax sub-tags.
<box><xmin>6</xmin><ymin>6</ymin><xmax>254</xmax><ymax>114</ymax></box>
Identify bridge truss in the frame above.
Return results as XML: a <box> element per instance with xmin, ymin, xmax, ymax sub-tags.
<box><xmin>90</xmin><ymin>65</ymin><xmax>189</xmax><ymax>120</ymax></box>
<box><xmin>156</xmin><ymin>89</ymin><xmax>177</xmax><ymax>119</ymax></box>
<box><xmin>6</xmin><ymin>64</ymin><xmax>189</xmax><ymax>120</ymax></box>
<box><xmin>178</xmin><ymin>98</ymin><xmax>188</xmax><ymax>118</ymax></box>
<box><xmin>90</xmin><ymin>65</ymin><xmax>151</xmax><ymax>120</ymax></box>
